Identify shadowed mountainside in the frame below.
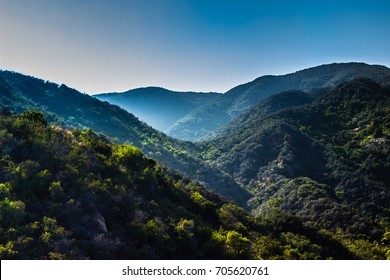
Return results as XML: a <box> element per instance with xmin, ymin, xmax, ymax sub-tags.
<box><xmin>95</xmin><ymin>87</ymin><xmax>222</xmax><ymax>133</ymax></box>
<box><xmin>96</xmin><ymin>63</ymin><xmax>390</xmax><ymax>141</ymax></box>
<box><xmin>198</xmin><ymin>78</ymin><xmax>390</xmax><ymax>258</ymax></box>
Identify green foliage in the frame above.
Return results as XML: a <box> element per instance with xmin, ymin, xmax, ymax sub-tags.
<box><xmin>202</xmin><ymin>78</ymin><xmax>390</xmax><ymax>259</ymax></box>
<box><xmin>0</xmin><ymin>198</ymin><xmax>25</xmax><ymax>228</ymax></box>
<box><xmin>176</xmin><ymin>218</ymin><xmax>195</xmax><ymax>239</ymax></box>
<box><xmin>114</xmin><ymin>144</ymin><xmax>144</xmax><ymax>170</ymax></box>
<box><xmin>0</xmin><ymin>112</ymin><xmax>356</xmax><ymax>259</ymax></box>
<box><xmin>211</xmin><ymin>228</ymin><xmax>252</xmax><ymax>259</ymax></box>
<box><xmin>1</xmin><ymin>70</ymin><xmax>389</xmax><ymax>260</ymax></box>
<box><xmin>18</xmin><ymin>111</ymin><xmax>47</xmax><ymax>126</ymax></box>
<box><xmin>0</xmin><ymin>241</ymin><xmax>18</xmax><ymax>259</ymax></box>
<box><xmin>0</xmin><ymin>70</ymin><xmax>250</xmax><ymax>208</ymax></box>
<box><xmin>225</xmin><ymin>230</ymin><xmax>251</xmax><ymax>258</ymax></box>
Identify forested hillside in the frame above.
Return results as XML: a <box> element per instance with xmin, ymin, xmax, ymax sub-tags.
<box><xmin>200</xmin><ymin>78</ymin><xmax>390</xmax><ymax>259</ymax></box>
<box><xmin>145</xmin><ymin>63</ymin><xmax>390</xmax><ymax>141</ymax></box>
<box><xmin>1</xmin><ymin>69</ymin><xmax>389</xmax><ymax>259</ymax></box>
<box><xmin>203</xmin><ymin>88</ymin><xmax>328</xmax><ymax>141</ymax></box>
<box><xmin>0</xmin><ymin>70</ymin><xmax>248</xmax><ymax>206</ymax></box>
<box><xmin>0</xmin><ymin>112</ymin><xmax>357</xmax><ymax>259</ymax></box>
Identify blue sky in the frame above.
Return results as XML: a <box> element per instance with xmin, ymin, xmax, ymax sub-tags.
<box><xmin>1</xmin><ymin>0</ymin><xmax>390</xmax><ymax>93</ymax></box>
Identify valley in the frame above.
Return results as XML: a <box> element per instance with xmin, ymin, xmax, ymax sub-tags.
<box><xmin>1</xmin><ymin>62</ymin><xmax>390</xmax><ymax>259</ymax></box>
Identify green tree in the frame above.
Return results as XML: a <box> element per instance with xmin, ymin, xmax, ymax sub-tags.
<box><xmin>18</xmin><ymin>111</ymin><xmax>47</xmax><ymax>125</ymax></box>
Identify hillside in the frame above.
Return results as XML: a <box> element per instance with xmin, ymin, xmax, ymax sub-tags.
<box><xmin>95</xmin><ymin>87</ymin><xmax>222</xmax><ymax>133</ymax></box>
<box><xmin>200</xmin><ymin>78</ymin><xmax>390</xmax><ymax>259</ymax></box>
<box><xmin>0</xmin><ymin>112</ymin><xmax>357</xmax><ymax>259</ymax></box>
<box><xmin>225</xmin><ymin>62</ymin><xmax>390</xmax><ymax>116</ymax></box>
<box><xmin>203</xmin><ymin>88</ymin><xmax>328</xmax><ymax>141</ymax></box>
<box><xmin>170</xmin><ymin>63</ymin><xmax>390</xmax><ymax>141</ymax></box>
<box><xmin>0</xmin><ymin>70</ymin><xmax>249</xmax><ymax>206</ymax></box>
<box><xmin>1</xmin><ymin>68</ymin><xmax>390</xmax><ymax>259</ymax></box>
<box><xmin>12</xmin><ymin>63</ymin><xmax>384</xmax><ymax>141</ymax></box>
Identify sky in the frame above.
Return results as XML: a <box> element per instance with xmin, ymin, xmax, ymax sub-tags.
<box><xmin>1</xmin><ymin>0</ymin><xmax>390</xmax><ymax>94</ymax></box>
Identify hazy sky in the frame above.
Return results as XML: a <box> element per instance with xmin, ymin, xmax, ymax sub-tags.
<box><xmin>1</xmin><ymin>0</ymin><xmax>390</xmax><ymax>94</ymax></box>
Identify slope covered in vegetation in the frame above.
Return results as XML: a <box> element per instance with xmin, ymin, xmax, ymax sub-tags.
<box><xmin>149</xmin><ymin>63</ymin><xmax>390</xmax><ymax>141</ymax></box>
<box><xmin>200</xmin><ymin>78</ymin><xmax>390</xmax><ymax>259</ymax></box>
<box><xmin>1</xmin><ymin>69</ymin><xmax>389</xmax><ymax>259</ymax></box>
<box><xmin>0</xmin><ymin>112</ymin><xmax>356</xmax><ymax>259</ymax></box>
<box><xmin>0</xmin><ymin>70</ymin><xmax>248</xmax><ymax>206</ymax></box>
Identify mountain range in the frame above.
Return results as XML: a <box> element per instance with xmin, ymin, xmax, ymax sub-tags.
<box><xmin>1</xmin><ymin>62</ymin><xmax>390</xmax><ymax>259</ymax></box>
<box><xmin>0</xmin><ymin>70</ymin><xmax>249</xmax><ymax>206</ymax></box>
<box><xmin>201</xmin><ymin>78</ymin><xmax>390</xmax><ymax>238</ymax></box>
<box><xmin>95</xmin><ymin>62</ymin><xmax>390</xmax><ymax>141</ymax></box>
<box><xmin>0</xmin><ymin>110</ymin><xmax>356</xmax><ymax>259</ymax></box>
<box><xmin>96</xmin><ymin>87</ymin><xmax>222</xmax><ymax>135</ymax></box>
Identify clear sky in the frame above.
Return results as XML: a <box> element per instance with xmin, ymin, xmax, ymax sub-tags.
<box><xmin>1</xmin><ymin>0</ymin><xmax>390</xmax><ymax>94</ymax></box>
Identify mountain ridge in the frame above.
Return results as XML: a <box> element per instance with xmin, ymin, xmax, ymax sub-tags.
<box><xmin>95</xmin><ymin>62</ymin><xmax>390</xmax><ymax>141</ymax></box>
<box><xmin>199</xmin><ymin>78</ymin><xmax>390</xmax><ymax>258</ymax></box>
<box><xmin>1</xmin><ymin>67</ymin><xmax>390</xmax><ymax>259</ymax></box>
<box><xmin>95</xmin><ymin>87</ymin><xmax>223</xmax><ymax>133</ymax></box>
<box><xmin>0</xmin><ymin>70</ymin><xmax>250</xmax><ymax>207</ymax></box>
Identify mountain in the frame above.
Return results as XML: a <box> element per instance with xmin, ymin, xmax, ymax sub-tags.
<box><xmin>224</xmin><ymin>62</ymin><xmax>390</xmax><ymax>115</ymax></box>
<box><xmin>165</xmin><ymin>100</ymin><xmax>232</xmax><ymax>140</ymax></box>
<box><xmin>95</xmin><ymin>87</ymin><xmax>222</xmax><ymax>133</ymax></box>
<box><xmin>1</xmin><ymin>67</ymin><xmax>390</xmax><ymax>259</ymax></box>
<box><xmin>203</xmin><ymin>88</ymin><xmax>328</xmax><ymax>141</ymax></box>
<box><xmin>0</xmin><ymin>70</ymin><xmax>249</xmax><ymax>206</ymax></box>
<box><xmin>0</xmin><ymin>112</ymin><xmax>356</xmax><ymax>259</ymax></box>
<box><xmin>200</xmin><ymin>78</ymin><xmax>390</xmax><ymax>259</ymax></box>
<box><xmin>98</xmin><ymin>63</ymin><xmax>390</xmax><ymax>141</ymax></box>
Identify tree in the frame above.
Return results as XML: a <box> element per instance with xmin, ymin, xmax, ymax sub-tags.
<box><xmin>18</xmin><ymin>111</ymin><xmax>47</xmax><ymax>125</ymax></box>
<box><xmin>114</xmin><ymin>144</ymin><xmax>144</xmax><ymax>170</ymax></box>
